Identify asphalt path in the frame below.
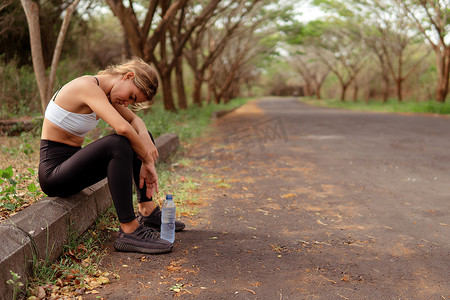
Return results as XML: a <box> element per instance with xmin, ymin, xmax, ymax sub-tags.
<box><xmin>89</xmin><ymin>97</ymin><xmax>450</xmax><ymax>299</ymax></box>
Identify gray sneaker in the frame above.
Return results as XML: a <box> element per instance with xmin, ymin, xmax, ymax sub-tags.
<box><xmin>113</xmin><ymin>224</ymin><xmax>173</xmax><ymax>254</ymax></box>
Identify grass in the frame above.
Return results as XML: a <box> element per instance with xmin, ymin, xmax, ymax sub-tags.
<box><xmin>138</xmin><ymin>97</ymin><xmax>249</xmax><ymax>143</ymax></box>
<box><xmin>26</xmin><ymin>208</ymin><xmax>118</xmax><ymax>299</ymax></box>
<box><xmin>0</xmin><ymin>97</ymin><xmax>251</xmax><ymax>298</ymax></box>
<box><xmin>301</xmin><ymin>97</ymin><xmax>450</xmax><ymax>115</ymax></box>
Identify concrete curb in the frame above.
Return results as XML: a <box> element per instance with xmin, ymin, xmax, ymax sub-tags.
<box><xmin>0</xmin><ymin>133</ymin><xmax>179</xmax><ymax>299</ymax></box>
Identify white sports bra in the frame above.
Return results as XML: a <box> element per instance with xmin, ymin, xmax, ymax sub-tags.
<box><xmin>44</xmin><ymin>77</ymin><xmax>100</xmax><ymax>137</ymax></box>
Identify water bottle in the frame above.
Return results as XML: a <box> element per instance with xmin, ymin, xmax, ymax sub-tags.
<box><xmin>161</xmin><ymin>194</ymin><xmax>176</xmax><ymax>243</ymax></box>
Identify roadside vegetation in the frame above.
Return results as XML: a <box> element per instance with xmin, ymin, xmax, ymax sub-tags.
<box><xmin>301</xmin><ymin>97</ymin><xmax>450</xmax><ymax>115</ymax></box>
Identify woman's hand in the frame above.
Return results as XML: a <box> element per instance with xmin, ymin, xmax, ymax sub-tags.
<box><xmin>142</xmin><ymin>142</ymin><xmax>159</xmax><ymax>163</ymax></box>
<box><xmin>139</xmin><ymin>161</ymin><xmax>159</xmax><ymax>198</ymax></box>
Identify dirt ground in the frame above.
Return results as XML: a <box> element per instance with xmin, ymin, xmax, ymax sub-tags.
<box><xmin>86</xmin><ymin>98</ymin><xmax>450</xmax><ymax>299</ymax></box>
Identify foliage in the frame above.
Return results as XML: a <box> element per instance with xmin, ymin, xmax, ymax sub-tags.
<box><xmin>0</xmin><ymin>0</ymin><xmax>32</xmax><ymax>66</ymax></box>
<box><xmin>0</xmin><ymin>57</ymin><xmax>100</xmax><ymax>118</ymax></box>
<box><xmin>0</xmin><ymin>166</ymin><xmax>43</xmax><ymax>212</ymax></box>
<box><xmin>27</xmin><ymin>211</ymin><xmax>116</xmax><ymax>299</ymax></box>
<box><xmin>0</xmin><ymin>57</ymin><xmax>40</xmax><ymax>117</ymax></box>
<box><xmin>6</xmin><ymin>270</ymin><xmax>24</xmax><ymax>300</ymax></box>
<box><xmin>138</xmin><ymin>98</ymin><xmax>250</xmax><ymax>143</ymax></box>
<box><xmin>302</xmin><ymin>97</ymin><xmax>450</xmax><ymax>114</ymax></box>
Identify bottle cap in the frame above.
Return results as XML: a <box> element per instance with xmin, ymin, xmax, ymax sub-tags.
<box><xmin>166</xmin><ymin>194</ymin><xmax>173</xmax><ymax>200</ymax></box>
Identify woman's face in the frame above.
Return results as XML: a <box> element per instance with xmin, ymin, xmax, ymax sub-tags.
<box><xmin>109</xmin><ymin>72</ymin><xmax>147</xmax><ymax>107</ymax></box>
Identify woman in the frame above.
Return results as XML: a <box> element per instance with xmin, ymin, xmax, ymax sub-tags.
<box><xmin>39</xmin><ymin>58</ymin><xmax>184</xmax><ymax>255</ymax></box>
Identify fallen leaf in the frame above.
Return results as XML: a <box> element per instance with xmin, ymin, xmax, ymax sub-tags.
<box><xmin>244</xmin><ymin>288</ymin><xmax>256</xmax><ymax>295</ymax></box>
<box><xmin>98</xmin><ymin>276</ymin><xmax>110</xmax><ymax>284</ymax></box>
<box><xmin>166</xmin><ymin>265</ymin><xmax>182</xmax><ymax>272</ymax></box>
<box><xmin>250</xmin><ymin>282</ymin><xmax>261</xmax><ymax>286</ymax></box>
<box><xmin>37</xmin><ymin>287</ymin><xmax>46</xmax><ymax>298</ymax></box>
<box><xmin>317</xmin><ymin>219</ymin><xmax>328</xmax><ymax>226</ymax></box>
<box><xmin>281</xmin><ymin>193</ymin><xmax>296</xmax><ymax>198</ymax></box>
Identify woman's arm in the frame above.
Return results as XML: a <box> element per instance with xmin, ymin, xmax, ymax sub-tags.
<box><xmin>82</xmin><ymin>86</ymin><xmax>151</xmax><ymax>161</ymax></box>
<box><xmin>113</xmin><ymin>105</ymin><xmax>160</xmax><ymax>198</ymax></box>
<box><xmin>81</xmin><ymin>81</ymin><xmax>159</xmax><ymax>197</ymax></box>
<box><xmin>113</xmin><ymin>104</ymin><xmax>158</xmax><ymax>162</ymax></box>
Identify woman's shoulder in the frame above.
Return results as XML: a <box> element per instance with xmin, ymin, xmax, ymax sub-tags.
<box><xmin>55</xmin><ymin>76</ymin><xmax>105</xmax><ymax>113</ymax></box>
<box><xmin>59</xmin><ymin>76</ymin><xmax>104</xmax><ymax>99</ymax></box>
<box><xmin>64</xmin><ymin>76</ymin><xmax>98</xmax><ymax>90</ymax></box>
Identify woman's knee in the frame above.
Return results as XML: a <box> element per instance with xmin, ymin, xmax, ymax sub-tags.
<box><xmin>105</xmin><ymin>134</ymin><xmax>133</xmax><ymax>156</ymax></box>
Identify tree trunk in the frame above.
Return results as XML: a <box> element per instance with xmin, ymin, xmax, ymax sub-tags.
<box><xmin>395</xmin><ymin>79</ymin><xmax>403</xmax><ymax>102</ymax></box>
<box><xmin>46</xmin><ymin>0</ymin><xmax>81</xmax><ymax>103</ymax></box>
<box><xmin>160</xmin><ymin>69</ymin><xmax>176</xmax><ymax>111</ymax></box>
<box><xmin>206</xmin><ymin>78</ymin><xmax>212</xmax><ymax>104</ymax></box>
<box><xmin>303</xmin><ymin>81</ymin><xmax>313</xmax><ymax>97</ymax></box>
<box><xmin>20</xmin><ymin>0</ymin><xmax>48</xmax><ymax>112</ymax></box>
<box><xmin>206</xmin><ymin>64</ymin><xmax>214</xmax><ymax>104</ymax></box>
<box><xmin>315</xmin><ymin>83</ymin><xmax>322</xmax><ymax>100</ymax></box>
<box><xmin>352</xmin><ymin>85</ymin><xmax>358</xmax><ymax>102</ymax></box>
<box><xmin>436</xmin><ymin>48</ymin><xmax>450</xmax><ymax>103</ymax></box>
<box><xmin>175</xmin><ymin>55</ymin><xmax>187</xmax><ymax>109</ymax></box>
<box><xmin>382</xmin><ymin>74</ymin><xmax>390</xmax><ymax>103</ymax></box>
<box><xmin>192</xmin><ymin>74</ymin><xmax>203</xmax><ymax>107</ymax></box>
<box><xmin>21</xmin><ymin>0</ymin><xmax>80</xmax><ymax>113</ymax></box>
<box><xmin>340</xmin><ymin>84</ymin><xmax>349</xmax><ymax>102</ymax></box>
<box><xmin>314</xmin><ymin>71</ymin><xmax>328</xmax><ymax>100</ymax></box>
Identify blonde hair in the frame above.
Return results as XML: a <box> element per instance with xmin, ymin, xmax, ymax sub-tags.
<box><xmin>98</xmin><ymin>57</ymin><xmax>158</xmax><ymax>110</ymax></box>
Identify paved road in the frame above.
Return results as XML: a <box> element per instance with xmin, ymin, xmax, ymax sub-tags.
<box><xmin>90</xmin><ymin>98</ymin><xmax>450</xmax><ymax>299</ymax></box>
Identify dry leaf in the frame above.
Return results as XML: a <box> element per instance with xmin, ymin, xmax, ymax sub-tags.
<box><xmin>37</xmin><ymin>286</ymin><xmax>46</xmax><ymax>298</ymax></box>
<box><xmin>98</xmin><ymin>276</ymin><xmax>110</xmax><ymax>284</ymax></box>
<box><xmin>244</xmin><ymin>288</ymin><xmax>256</xmax><ymax>295</ymax></box>
<box><xmin>281</xmin><ymin>193</ymin><xmax>296</xmax><ymax>198</ymax></box>
<box><xmin>317</xmin><ymin>220</ymin><xmax>328</xmax><ymax>226</ymax></box>
<box><xmin>166</xmin><ymin>265</ymin><xmax>182</xmax><ymax>272</ymax></box>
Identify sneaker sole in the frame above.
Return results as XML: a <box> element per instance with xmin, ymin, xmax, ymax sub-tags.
<box><xmin>142</xmin><ymin>223</ymin><xmax>186</xmax><ymax>232</ymax></box>
<box><xmin>113</xmin><ymin>241</ymin><xmax>173</xmax><ymax>254</ymax></box>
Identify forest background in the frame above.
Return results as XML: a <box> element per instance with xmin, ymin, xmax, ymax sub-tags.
<box><xmin>0</xmin><ymin>0</ymin><xmax>449</xmax><ymax>119</ymax></box>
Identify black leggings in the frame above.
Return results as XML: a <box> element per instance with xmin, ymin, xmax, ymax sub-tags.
<box><xmin>38</xmin><ymin>133</ymin><xmax>154</xmax><ymax>223</ymax></box>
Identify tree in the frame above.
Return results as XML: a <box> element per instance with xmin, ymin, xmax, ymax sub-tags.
<box><xmin>290</xmin><ymin>48</ymin><xmax>330</xmax><ymax>99</ymax></box>
<box><xmin>361</xmin><ymin>0</ymin><xmax>430</xmax><ymax>102</ymax></box>
<box><xmin>185</xmin><ymin>0</ymin><xmax>262</xmax><ymax>106</ymax></box>
<box><xmin>107</xmin><ymin>0</ymin><xmax>221</xmax><ymax>111</ymax></box>
<box><xmin>313</xmin><ymin>21</ymin><xmax>368</xmax><ymax>101</ymax></box>
<box><xmin>20</xmin><ymin>0</ymin><xmax>81</xmax><ymax>112</ymax></box>
<box><xmin>210</xmin><ymin>22</ymin><xmax>274</xmax><ymax>103</ymax></box>
<box><xmin>396</xmin><ymin>0</ymin><xmax>450</xmax><ymax>102</ymax></box>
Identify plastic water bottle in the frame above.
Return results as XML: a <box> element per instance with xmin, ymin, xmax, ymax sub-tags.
<box><xmin>161</xmin><ymin>194</ymin><xmax>176</xmax><ymax>243</ymax></box>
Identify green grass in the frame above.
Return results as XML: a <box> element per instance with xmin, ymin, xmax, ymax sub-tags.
<box><xmin>26</xmin><ymin>209</ymin><xmax>117</xmax><ymax>299</ymax></box>
<box><xmin>137</xmin><ymin>97</ymin><xmax>250</xmax><ymax>143</ymax></box>
<box><xmin>301</xmin><ymin>97</ymin><xmax>450</xmax><ymax>115</ymax></box>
